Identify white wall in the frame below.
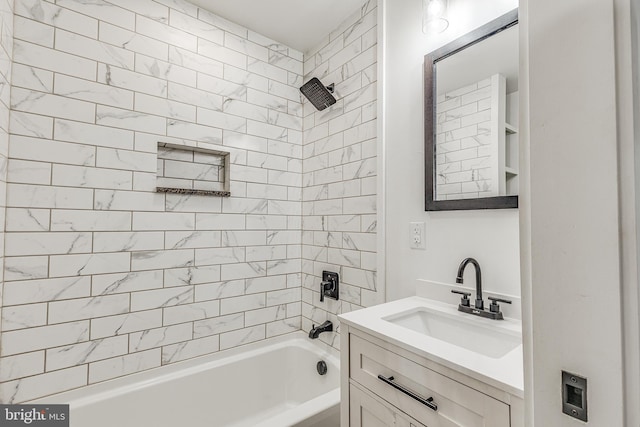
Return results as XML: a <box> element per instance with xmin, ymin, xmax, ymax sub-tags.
<box><xmin>617</xmin><ymin>0</ymin><xmax>640</xmax><ymax>424</ymax></box>
<box><xmin>526</xmin><ymin>0</ymin><xmax>626</xmax><ymax>424</ymax></box>
<box><xmin>382</xmin><ymin>0</ymin><xmax>519</xmax><ymax>302</ymax></box>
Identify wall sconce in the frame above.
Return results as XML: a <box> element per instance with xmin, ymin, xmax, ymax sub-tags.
<box><xmin>423</xmin><ymin>0</ymin><xmax>449</xmax><ymax>34</ymax></box>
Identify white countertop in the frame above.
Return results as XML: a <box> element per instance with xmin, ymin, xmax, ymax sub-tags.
<box><xmin>339</xmin><ymin>296</ymin><xmax>524</xmax><ymax>398</ymax></box>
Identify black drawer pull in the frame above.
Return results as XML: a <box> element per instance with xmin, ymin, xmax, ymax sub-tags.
<box><xmin>377</xmin><ymin>374</ymin><xmax>438</xmax><ymax>412</ymax></box>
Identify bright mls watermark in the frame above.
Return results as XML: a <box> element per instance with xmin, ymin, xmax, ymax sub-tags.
<box><xmin>0</xmin><ymin>405</ymin><xmax>69</xmax><ymax>426</ymax></box>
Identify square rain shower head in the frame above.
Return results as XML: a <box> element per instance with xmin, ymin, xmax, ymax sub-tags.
<box><xmin>300</xmin><ymin>77</ymin><xmax>337</xmax><ymax>111</ymax></box>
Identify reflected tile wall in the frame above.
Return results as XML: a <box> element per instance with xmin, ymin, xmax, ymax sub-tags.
<box><xmin>0</xmin><ymin>0</ymin><xmax>304</xmax><ymax>403</ymax></box>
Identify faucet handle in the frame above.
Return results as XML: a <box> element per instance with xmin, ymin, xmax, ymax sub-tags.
<box><xmin>451</xmin><ymin>289</ymin><xmax>471</xmax><ymax>307</ymax></box>
<box><xmin>488</xmin><ymin>296</ymin><xmax>512</xmax><ymax>313</ymax></box>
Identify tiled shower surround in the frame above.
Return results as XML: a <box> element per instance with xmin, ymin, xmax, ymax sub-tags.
<box><xmin>301</xmin><ymin>2</ymin><xmax>378</xmax><ymax>348</ymax></box>
<box><xmin>0</xmin><ymin>0</ymin><xmax>377</xmax><ymax>403</ymax></box>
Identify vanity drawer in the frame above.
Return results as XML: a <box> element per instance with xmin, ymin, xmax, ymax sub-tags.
<box><xmin>350</xmin><ymin>382</ymin><xmax>426</xmax><ymax>427</ymax></box>
<box><xmin>349</xmin><ymin>334</ymin><xmax>510</xmax><ymax>427</ymax></box>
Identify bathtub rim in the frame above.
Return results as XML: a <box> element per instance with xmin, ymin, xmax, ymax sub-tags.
<box><xmin>30</xmin><ymin>330</ymin><xmax>340</xmax><ymax>410</ymax></box>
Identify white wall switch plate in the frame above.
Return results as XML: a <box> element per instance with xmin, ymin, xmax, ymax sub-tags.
<box><xmin>410</xmin><ymin>222</ymin><xmax>426</xmax><ymax>249</ymax></box>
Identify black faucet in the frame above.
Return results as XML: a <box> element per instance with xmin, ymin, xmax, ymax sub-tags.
<box><xmin>309</xmin><ymin>320</ymin><xmax>333</xmax><ymax>339</ymax></box>
<box><xmin>451</xmin><ymin>257</ymin><xmax>512</xmax><ymax>320</ymax></box>
<box><xmin>456</xmin><ymin>257</ymin><xmax>484</xmax><ymax>309</ymax></box>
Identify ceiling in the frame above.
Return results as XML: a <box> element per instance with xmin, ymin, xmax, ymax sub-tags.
<box><xmin>189</xmin><ymin>0</ymin><xmax>366</xmax><ymax>53</ymax></box>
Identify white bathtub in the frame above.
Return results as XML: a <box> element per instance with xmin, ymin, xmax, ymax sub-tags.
<box><xmin>33</xmin><ymin>332</ymin><xmax>340</xmax><ymax>427</ymax></box>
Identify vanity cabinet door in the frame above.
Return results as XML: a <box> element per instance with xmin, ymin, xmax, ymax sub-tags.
<box><xmin>349</xmin><ymin>334</ymin><xmax>511</xmax><ymax>427</ymax></box>
<box><xmin>350</xmin><ymin>383</ymin><xmax>426</xmax><ymax>427</ymax></box>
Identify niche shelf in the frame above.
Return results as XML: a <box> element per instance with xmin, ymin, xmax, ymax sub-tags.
<box><xmin>156</xmin><ymin>142</ymin><xmax>231</xmax><ymax>197</ymax></box>
<box><xmin>503</xmin><ymin>90</ymin><xmax>519</xmax><ymax>196</ymax></box>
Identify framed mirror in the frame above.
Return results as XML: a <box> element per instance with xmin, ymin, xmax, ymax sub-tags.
<box><xmin>424</xmin><ymin>10</ymin><xmax>519</xmax><ymax>211</ymax></box>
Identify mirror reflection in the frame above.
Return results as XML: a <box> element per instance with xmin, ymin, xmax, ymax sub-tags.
<box><xmin>434</xmin><ymin>23</ymin><xmax>519</xmax><ymax>202</ymax></box>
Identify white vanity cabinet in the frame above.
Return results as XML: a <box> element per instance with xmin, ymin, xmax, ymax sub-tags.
<box><xmin>340</xmin><ymin>323</ymin><xmax>524</xmax><ymax>427</ymax></box>
<box><xmin>350</xmin><ymin>383</ymin><xmax>426</xmax><ymax>427</ymax></box>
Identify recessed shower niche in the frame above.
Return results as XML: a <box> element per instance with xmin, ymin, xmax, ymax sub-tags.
<box><xmin>156</xmin><ymin>142</ymin><xmax>231</xmax><ymax>197</ymax></box>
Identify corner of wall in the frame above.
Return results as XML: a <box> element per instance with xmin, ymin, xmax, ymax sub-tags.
<box><xmin>300</xmin><ymin>0</ymin><xmax>379</xmax><ymax>349</ymax></box>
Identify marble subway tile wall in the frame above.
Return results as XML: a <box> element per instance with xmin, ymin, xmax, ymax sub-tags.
<box><xmin>0</xmin><ymin>0</ymin><xmax>12</xmax><ymax>373</ymax></box>
<box><xmin>1</xmin><ymin>0</ymin><xmax>304</xmax><ymax>403</ymax></box>
<box><xmin>301</xmin><ymin>0</ymin><xmax>378</xmax><ymax>349</ymax></box>
<box><xmin>435</xmin><ymin>77</ymin><xmax>494</xmax><ymax>200</ymax></box>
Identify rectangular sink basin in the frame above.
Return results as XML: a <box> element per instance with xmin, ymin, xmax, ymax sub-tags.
<box><xmin>383</xmin><ymin>307</ymin><xmax>521</xmax><ymax>359</ymax></box>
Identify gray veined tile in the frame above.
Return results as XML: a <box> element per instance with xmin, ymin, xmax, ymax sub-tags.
<box><xmin>48</xmin><ymin>294</ymin><xmax>129</xmax><ymax>323</ymax></box>
<box><xmin>1</xmin><ymin>321</ymin><xmax>90</xmax><ymax>357</ymax></box>
<box><xmin>2</xmin><ymin>276</ymin><xmax>91</xmax><ymax>306</ymax></box>
<box><xmin>98</xmin><ymin>63</ymin><xmax>167</xmax><ymax>98</ymax></box>
<box><xmin>93</xmin><ymin>231</ymin><xmax>165</xmax><ymax>253</ymax></box>
<box><xmin>54</xmin><ymin>74</ymin><xmax>134</xmax><ymax>110</ymax></box>
<box><xmin>195</xmin><ymin>247</ymin><xmax>245</xmax><ymax>266</ymax></box>
<box><xmin>167</xmin><ymin>81</ymin><xmax>222</xmax><ymax>110</ymax></box>
<box><xmin>4</xmin><ymin>256</ymin><xmax>48</xmax><ymax>281</ymax></box>
<box><xmin>155</xmin><ymin>0</ymin><xmax>198</xmax><ymax>18</ymax></box>
<box><xmin>0</xmin><ymin>352</ymin><xmax>45</xmax><ymax>383</ymax></box>
<box><xmin>163</xmin><ymin>265</ymin><xmax>220</xmax><ymax>287</ymax></box>
<box><xmin>14</xmin><ymin>15</ymin><xmax>54</xmax><ymax>48</ymax></box>
<box><xmin>169</xmin><ymin>46</ymin><xmax>224</xmax><ymax>78</ymax></box>
<box><xmin>49</xmin><ymin>252</ymin><xmax>131</xmax><ymax>277</ymax></box>
<box><xmin>167</xmin><ymin>120</ymin><xmax>222</xmax><ymax>144</ymax></box>
<box><xmin>135</xmin><ymin>93</ymin><xmax>196</xmax><ymax>122</ymax></box>
<box><xmin>131</xmin><ymin>249</ymin><xmax>195</xmax><ymax>271</ymax></box>
<box><xmin>220</xmin><ymin>293</ymin><xmax>266</xmax><ymax>315</ymax></box>
<box><xmin>92</xmin><ymin>270</ymin><xmax>164</xmax><ymax>296</ymax></box>
<box><xmin>194</xmin><ymin>280</ymin><xmax>244</xmax><ymax>302</ymax></box>
<box><xmin>245</xmin><ymin>304</ymin><xmax>286</xmax><ymax>326</ymax></box>
<box><xmin>162</xmin><ymin>335</ymin><xmax>220</xmax><ymax>364</ymax></box>
<box><xmin>45</xmin><ymin>336</ymin><xmax>129</xmax><ymax>371</ymax></box>
<box><xmin>7</xmin><ymin>159</ymin><xmax>52</xmax><ymax>185</ymax></box>
<box><xmin>198</xmin><ymin>38</ymin><xmax>247</xmax><ymax>70</ymax></box>
<box><xmin>55</xmin><ymin>29</ymin><xmax>135</xmax><ymax>70</ymax></box>
<box><xmin>99</xmin><ymin>22</ymin><xmax>169</xmax><ymax>61</ymax></box>
<box><xmin>169</xmin><ymin>9</ymin><xmax>224</xmax><ymax>45</ymax></box>
<box><xmin>11</xmin><ymin>88</ymin><xmax>95</xmax><ymax>123</ymax></box>
<box><xmin>130</xmin><ymin>286</ymin><xmax>194</xmax><ymax>311</ymax></box>
<box><xmin>9</xmin><ymin>110</ymin><xmax>52</xmax><ymax>139</ymax></box>
<box><xmin>0</xmin><ymin>365</ymin><xmax>87</xmax><ymax>404</ymax></box>
<box><xmin>15</xmin><ymin>0</ymin><xmax>98</xmax><ymax>38</ymax></box>
<box><xmin>193</xmin><ymin>313</ymin><xmax>244</xmax><ymax>339</ymax></box>
<box><xmin>90</xmin><ymin>310</ymin><xmax>163</xmax><ymax>339</ymax></box>
<box><xmin>129</xmin><ymin>323</ymin><xmax>192</xmax><ymax>352</ymax></box>
<box><xmin>219</xmin><ymin>325</ymin><xmax>264</xmax><ymax>350</ymax></box>
<box><xmin>5</xmin><ymin>232</ymin><xmax>92</xmax><ymax>256</ymax></box>
<box><xmin>94</xmin><ymin>190</ymin><xmax>165</xmax><ymax>212</ymax></box>
<box><xmin>88</xmin><ymin>349</ymin><xmax>160</xmax><ymax>384</ymax></box>
<box><xmin>96</xmin><ymin>105</ymin><xmax>166</xmax><ymax>135</ymax></box>
<box><xmin>137</xmin><ymin>53</ymin><xmax>196</xmax><ymax>87</ymax></box>
<box><xmin>104</xmin><ymin>0</ymin><xmax>169</xmax><ymax>24</ymax></box>
<box><xmin>163</xmin><ymin>300</ymin><xmax>220</xmax><ymax>325</ymax></box>
<box><xmin>1</xmin><ymin>303</ymin><xmax>48</xmax><ymax>331</ymax></box>
<box><xmin>165</xmin><ymin>231</ymin><xmax>222</xmax><ymax>250</ymax></box>
<box><xmin>56</xmin><ymin>0</ymin><xmax>136</xmax><ymax>31</ymax></box>
<box><xmin>266</xmin><ymin>317</ymin><xmax>300</xmax><ymax>338</ymax></box>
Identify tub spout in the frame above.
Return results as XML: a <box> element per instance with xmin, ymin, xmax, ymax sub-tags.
<box><xmin>309</xmin><ymin>320</ymin><xmax>333</xmax><ymax>339</ymax></box>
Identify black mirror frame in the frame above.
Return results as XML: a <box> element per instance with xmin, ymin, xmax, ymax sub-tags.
<box><xmin>424</xmin><ymin>9</ymin><xmax>519</xmax><ymax>211</ymax></box>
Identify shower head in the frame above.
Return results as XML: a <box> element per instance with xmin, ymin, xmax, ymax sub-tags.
<box><xmin>300</xmin><ymin>77</ymin><xmax>337</xmax><ymax>111</ymax></box>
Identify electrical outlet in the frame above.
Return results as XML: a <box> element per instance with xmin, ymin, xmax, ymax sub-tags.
<box><xmin>410</xmin><ymin>222</ymin><xmax>426</xmax><ymax>249</ymax></box>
